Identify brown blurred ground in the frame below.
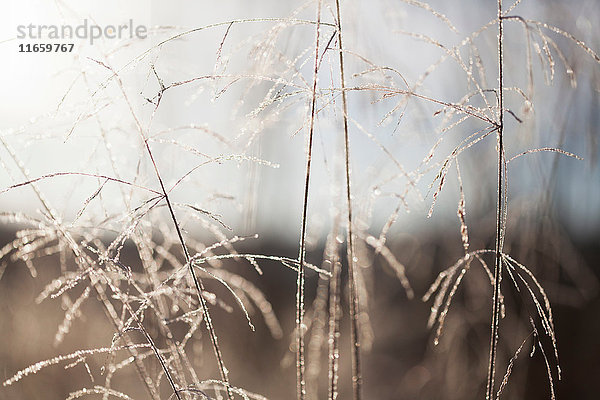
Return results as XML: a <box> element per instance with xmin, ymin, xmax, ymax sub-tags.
<box><xmin>1</xmin><ymin>228</ymin><xmax>598</xmax><ymax>400</ymax></box>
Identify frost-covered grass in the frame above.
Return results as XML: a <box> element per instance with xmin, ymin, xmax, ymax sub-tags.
<box><xmin>1</xmin><ymin>0</ymin><xmax>599</xmax><ymax>399</ymax></box>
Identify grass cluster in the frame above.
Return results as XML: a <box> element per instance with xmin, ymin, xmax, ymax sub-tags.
<box><xmin>1</xmin><ymin>0</ymin><xmax>599</xmax><ymax>399</ymax></box>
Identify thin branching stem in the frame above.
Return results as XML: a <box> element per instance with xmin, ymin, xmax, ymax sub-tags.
<box><xmin>328</xmin><ymin>242</ymin><xmax>342</xmax><ymax>400</ymax></box>
<box><xmin>144</xmin><ymin>109</ymin><xmax>234</xmax><ymax>400</ymax></box>
<box><xmin>119</xmin><ymin>297</ymin><xmax>181</xmax><ymax>399</ymax></box>
<box><xmin>334</xmin><ymin>1</ymin><xmax>362</xmax><ymax>399</ymax></box>
<box><xmin>487</xmin><ymin>1</ymin><xmax>505</xmax><ymax>399</ymax></box>
<box><xmin>105</xmin><ymin>62</ymin><xmax>233</xmax><ymax>400</ymax></box>
<box><xmin>296</xmin><ymin>3</ymin><xmax>322</xmax><ymax>399</ymax></box>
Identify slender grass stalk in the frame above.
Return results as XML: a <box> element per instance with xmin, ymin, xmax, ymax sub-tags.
<box><xmin>297</xmin><ymin>2</ymin><xmax>322</xmax><ymax>399</ymax></box>
<box><xmin>108</xmin><ymin>66</ymin><xmax>233</xmax><ymax>400</ymax></box>
<box><xmin>327</xmin><ymin>249</ymin><xmax>342</xmax><ymax>400</ymax></box>
<box><xmin>334</xmin><ymin>1</ymin><xmax>362</xmax><ymax>398</ymax></box>
<box><xmin>145</xmin><ymin>111</ymin><xmax>234</xmax><ymax>400</ymax></box>
<box><xmin>119</xmin><ymin>296</ymin><xmax>182</xmax><ymax>400</ymax></box>
<box><xmin>486</xmin><ymin>0</ymin><xmax>505</xmax><ymax>399</ymax></box>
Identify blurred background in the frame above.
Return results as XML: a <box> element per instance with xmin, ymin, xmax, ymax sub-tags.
<box><xmin>1</xmin><ymin>0</ymin><xmax>599</xmax><ymax>399</ymax></box>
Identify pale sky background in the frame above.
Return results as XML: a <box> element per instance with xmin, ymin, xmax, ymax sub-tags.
<box><xmin>1</xmin><ymin>0</ymin><xmax>598</xmax><ymax>245</ymax></box>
